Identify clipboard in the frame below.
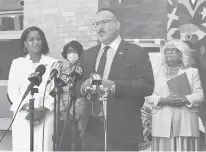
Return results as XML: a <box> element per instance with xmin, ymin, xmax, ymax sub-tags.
<box><xmin>167</xmin><ymin>72</ymin><xmax>191</xmax><ymax>97</ymax></box>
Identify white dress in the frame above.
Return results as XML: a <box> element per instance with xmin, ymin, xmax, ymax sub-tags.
<box><xmin>7</xmin><ymin>54</ymin><xmax>57</xmax><ymax>151</ymax></box>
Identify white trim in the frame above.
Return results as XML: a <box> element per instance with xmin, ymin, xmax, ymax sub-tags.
<box><xmin>0</xmin><ymin>10</ymin><xmax>23</xmax><ymax>15</ymax></box>
<box><xmin>0</xmin><ymin>80</ymin><xmax>8</xmax><ymax>86</ymax></box>
<box><xmin>125</xmin><ymin>38</ymin><xmax>165</xmax><ymax>43</ymax></box>
<box><xmin>125</xmin><ymin>39</ymin><xmax>165</xmax><ymax>47</ymax></box>
<box><xmin>0</xmin><ymin>10</ymin><xmax>23</xmax><ymax>33</ymax></box>
<box><xmin>199</xmin><ymin>116</ymin><xmax>205</xmax><ymax>133</ymax></box>
<box><xmin>0</xmin><ymin>30</ymin><xmax>22</xmax><ymax>39</ymax></box>
<box><xmin>0</xmin><ymin>118</ymin><xmax>12</xmax><ymax>130</ymax></box>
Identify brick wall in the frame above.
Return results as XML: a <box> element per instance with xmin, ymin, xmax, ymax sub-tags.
<box><xmin>99</xmin><ymin>0</ymin><xmax>168</xmax><ymax>39</ymax></box>
<box><xmin>23</xmin><ymin>0</ymin><xmax>168</xmax><ymax>60</ymax></box>
<box><xmin>24</xmin><ymin>0</ymin><xmax>98</xmax><ymax>61</ymax></box>
<box><xmin>0</xmin><ymin>0</ymin><xmax>169</xmax><ymax>60</ymax></box>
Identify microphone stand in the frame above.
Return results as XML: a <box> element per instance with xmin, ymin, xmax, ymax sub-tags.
<box><xmin>99</xmin><ymin>86</ymin><xmax>110</xmax><ymax>151</ymax></box>
<box><xmin>29</xmin><ymin>88</ymin><xmax>38</xmax><ymax>151</ymax></box>
<box><xmin>50</xmin><ymin>76</ymin><xmax>63</xmax><ymax>151</ymax></box>
<box><xmin>69</xmin><ymin>84</ymin><xmax>77</xmax><ymax>151</ymax></box>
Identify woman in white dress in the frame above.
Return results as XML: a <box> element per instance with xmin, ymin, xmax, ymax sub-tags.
<box><xmin>7</xmin><ymin>26</ymin><xmax>58</xmax><ymax>151</ymax></box>
<box><xmin>146</xmin><ymin>39</ymin><xmax>204</xmax><ymax>151</ymax></box>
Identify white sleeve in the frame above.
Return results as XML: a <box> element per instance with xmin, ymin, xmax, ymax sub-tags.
<box><xmin>186</xmin><ymin>69</ymin><xmax>204</xmax><ymax>107</ymax></box>
<box><xmin>145</xmin><ymin>93</ymin><xmax>161</xmax><ymax>108</ymax></box>
<box><xmin>8</xmin><ymin>60</ymin><xmax>21</xmax><ymax>112</ymax></box>
<box><xmin>145</xmin><ymin>63</ymin><xmax>162</xmax><ymax>108</ymax></box>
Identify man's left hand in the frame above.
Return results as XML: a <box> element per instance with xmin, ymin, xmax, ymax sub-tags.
<box><xmin>101</xmin><ymin>79</ymin><xmax>115</xmax><ymax>94</ymax></box>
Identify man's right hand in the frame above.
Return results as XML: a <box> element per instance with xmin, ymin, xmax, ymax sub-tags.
<box><xmin>81</xmin><ymin>79</ymin><xmax>94</xmax><ymax>94</ymax></box>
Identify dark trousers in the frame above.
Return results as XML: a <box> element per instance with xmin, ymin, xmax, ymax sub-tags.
<box><xmin>58</xmin><ymin>120</ymin><xmax>82</xmax><ymax>151</ymax></box>
<box><xmin>81</xmin><ymin>117</ymin><xmax>139</xmax><ymax>151</ymax></box>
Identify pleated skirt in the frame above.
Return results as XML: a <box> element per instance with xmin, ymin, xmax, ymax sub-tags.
<box><xmin>151</xmin><ymin>136</ymin><xmax>199</xmax><ymax>151</ymax></box>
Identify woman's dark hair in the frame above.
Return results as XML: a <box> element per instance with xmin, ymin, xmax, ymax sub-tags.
<box><xmin>61</xmin><ymin>40</ymin><xmax>84</xmax><ymax>59</ymax></box>
<box><xmin>20</xmin><ymin>26</ymin><xmax>49</xmax><ymax>55</ymax></box>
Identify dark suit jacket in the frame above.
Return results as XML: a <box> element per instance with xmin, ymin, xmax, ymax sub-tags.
<box><xmin>76</xmin><ymin>40</ymin><xmax>154</xmax><ymax>145</ymax></box>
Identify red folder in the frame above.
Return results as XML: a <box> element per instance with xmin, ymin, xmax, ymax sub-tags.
<box><xmin>167</xmin><ymin>72</ymin><xmax>191</xmax><ymax>97</ymax></box>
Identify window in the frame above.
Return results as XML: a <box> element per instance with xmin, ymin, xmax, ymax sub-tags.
<box><xmin>0</xmin><ymin>13</ymin><xmax>23</xmax><ymax>31</ymax></box>
<box><xmin>0</xmin><ymin>0</ymin><xmax>24</xmax><ymax>128</ymax></box>
<box><xmin>0</xmin><ymin>0</ymin><xmax>24</xmax><ymax>31</ymax></box>
<box><xmin>0</xmin><ymin>39</ymin><xmax>23</xmax><ymax>80</ymax></box>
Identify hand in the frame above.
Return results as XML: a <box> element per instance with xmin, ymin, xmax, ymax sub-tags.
<box><xmin>25</xmin><ymin>107</ymin><xmax>47</xmax><ymax>123</ymax></box>
<box><xmin>159</xmin><ymin>94</ymin><xmax>185</xmax><ymax>107</ymax></box>
<box><xmin>181</xmin><ymin>96</ymin><xmax>190</xmax><ymax>105</ymax></box>
<box><xmin>170</xmin><ymin>94</ymin><xmax>186</xmax><ymax>107</ymax></box>
<box><xmin>81</xmin><ymin>79</ymin><xmax>92</xmax><ymax>94</ymax></box>
<box><xmin>158</xmin><ymin>95</ymin><xmax>174</xmax><ymax>106</ymax></box>
<box><xmin>100</xmin><ymin>79</ymin><xmax>115</xmax><ymax>92</ymax></box>
<box><xmin>33</xmin><ymin>107</ymin><xmax>47</xmax><ymax>122</ymax></box>
<box><xmin>21</xmin><ymin>103</ymin><xmax>29</xmax><ymax>111</ymax></box>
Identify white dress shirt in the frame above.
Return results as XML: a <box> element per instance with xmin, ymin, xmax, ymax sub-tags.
<box><xmin>93</xmin><ymin>36</ymin><xmax>121</xmax><ymax>116</ymax></box>
<box><xmin>95</xmin><ymin>35</ymin><xmax>122</xmax><ymax>79</ymax></box>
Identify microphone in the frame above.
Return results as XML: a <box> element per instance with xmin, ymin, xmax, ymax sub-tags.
<box><xmin>81</xmin><ymin>73</ymin><xmax>102</xmax><ymax>97</ymax></box>
<box><xmin>69</xmin><ymin>66</ymin><xmax>82</xmax><ymax>88</ymax></box>
<box><xmin>57</xmin><ymin>73</ymin><xmax>71</xmax><ymax>88</ymax></box>
<box><xmin>91</xmin><ymin>73</ymin><xmax>114</xmax><ymax>95</ymax></box>
<box><xmin>47</xmin><ymin>61</ymin><xmax>63</xmax><ymax>84</ymax></box>
<box><xmin>21</xmin><ymin>64</ymin><xmax>46</xmax><ymax>101</ymax></box>
<box><xmin>89</xmin><ymin>73</ymin><xmax>102</xmax><ymax>96</ymax></box>
<box><xmin>49</xmin><ymin>73</ymin><xmax>70</xmax><ymax>97</ymax></box>
<box><xmin>90</xmin><ymin>73</ymin><xmax>102</xmax><ymax>85</ymax></box>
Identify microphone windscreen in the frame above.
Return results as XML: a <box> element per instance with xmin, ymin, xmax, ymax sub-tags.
<box><xmin>74</xmin><ymin>66</ymin><xmax>82</xmax><ymax>75</ymax></box>
<box><xmin>51</xmin><ymin>61</ymin><xmax>63</xmax><ymax>70</ymax></box>
<box><xmin>35</xmin><ymin>64</ymin><xmax>46</xmax><ymax>76</ymax></box>
<box><xmin>58</xmin><ymin>73</ymin><xmax>70</xmax><ymax>87</ymax></box>
<box><xmin>90</xmin><ymin>73</ymin><xmax>102</xmax><ymax>85</ymax></box>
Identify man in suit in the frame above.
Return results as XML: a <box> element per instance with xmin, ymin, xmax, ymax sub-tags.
<box><xmin>76</xmin><ymin>8</ymin><xmax>154</xmax><ymax>151</ymax></box>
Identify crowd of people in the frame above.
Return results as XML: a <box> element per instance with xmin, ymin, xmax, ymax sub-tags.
<box><xmin>7</xmin><ymin>8</ymin><xmax>205</xmax><ymax>151</ymax></box>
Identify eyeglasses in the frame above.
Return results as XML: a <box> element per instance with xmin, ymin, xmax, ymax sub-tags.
<box><xmin>164</xmin><ymin>48</ymin><xmax>180</xmax><ymax>54</ymax></box>
<box><xmin>92</xmin><ymin>19</ymin><xmax>117</xmax><ymax>28</ymax></box>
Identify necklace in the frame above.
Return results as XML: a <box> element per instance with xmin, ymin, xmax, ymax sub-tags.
<box><xmin>166</xmin><ymin>66</ymin><xmax>180</xmax><ymax>79</ymax></box>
